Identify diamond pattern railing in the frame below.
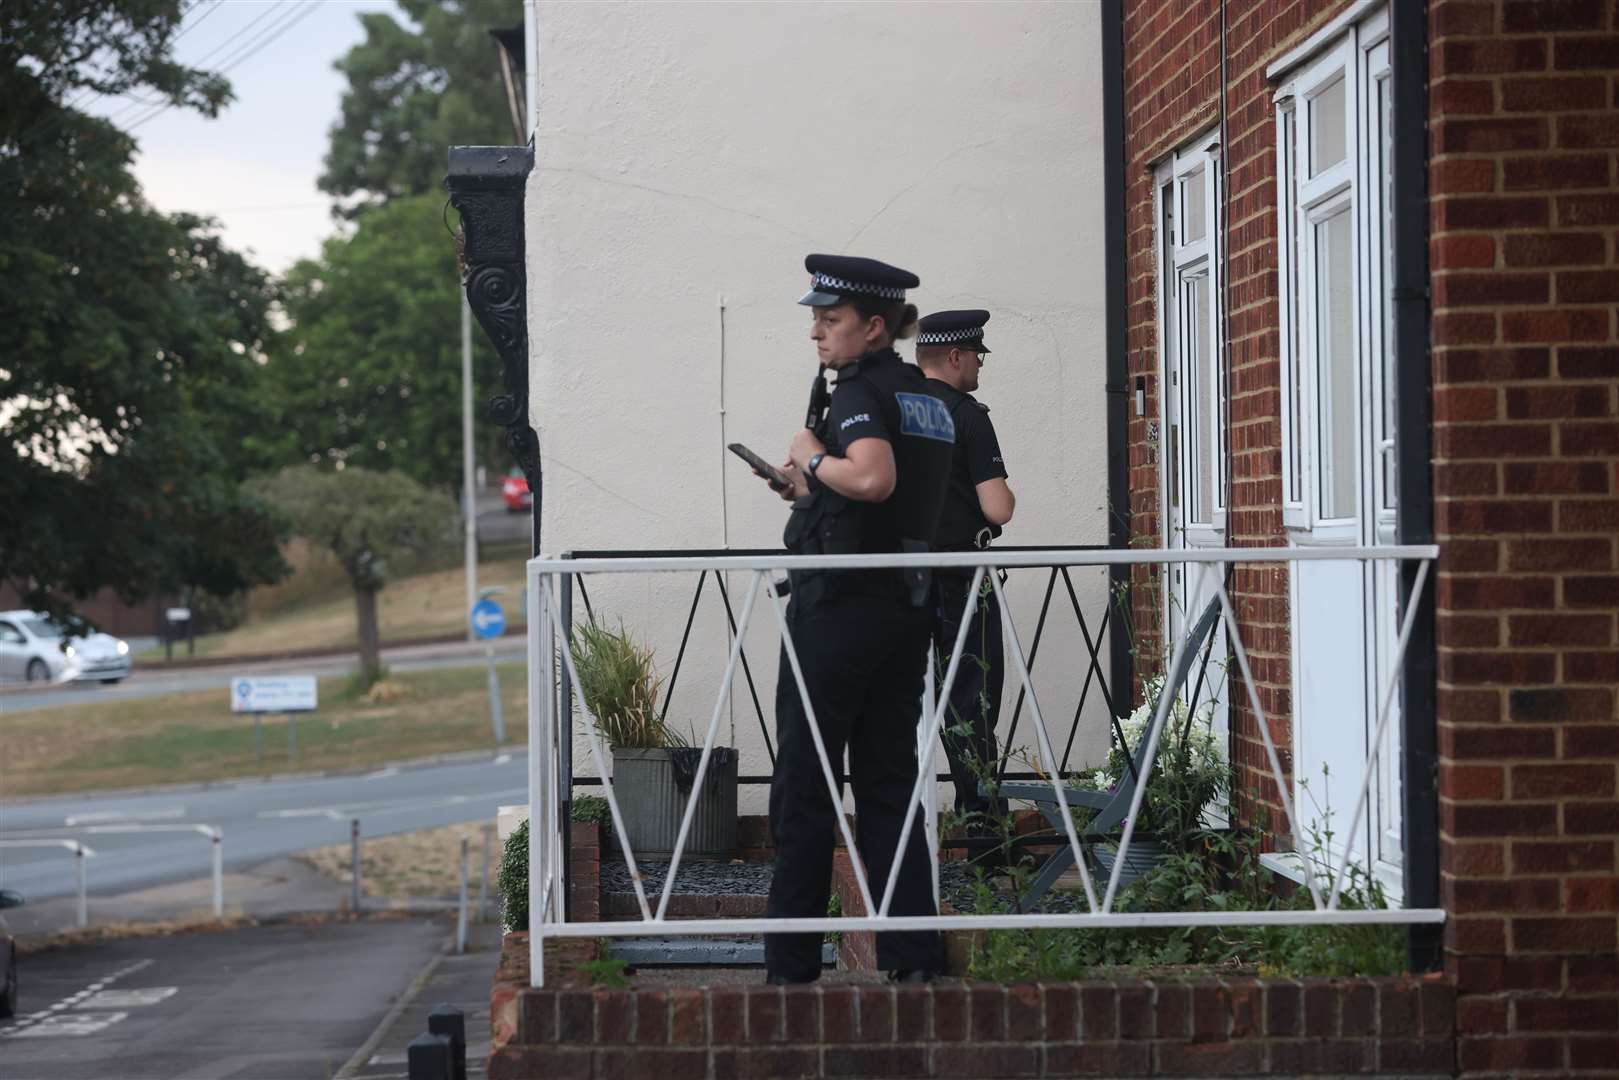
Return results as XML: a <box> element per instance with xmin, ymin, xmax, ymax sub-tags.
<box><xmin>522</xmin><ymin>546</ymin><xmax>1441</xmax><ymax>987</ymax></box>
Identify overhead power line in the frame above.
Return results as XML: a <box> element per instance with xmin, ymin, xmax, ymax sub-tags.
<box><xmin>123</xmin><ymin>1</ymin><xmax>325</xmax><ymax>135</ymax></box>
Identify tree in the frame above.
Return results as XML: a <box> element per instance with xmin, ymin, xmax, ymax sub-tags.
<box><xmin>250</xmin><ymin>466</ymin><xmax>455</xmax><ymax>687</ymax></box>
<box><xmin>1</xmin><ymin>1</ymin><xmax>287</xmax><ymax>616</ymax></box>
<box><xmin>319</xmin><ymin>0</ymin><xmax>515</xmax><ymax>213</ymax></box>
<box><xmin>264</xmin><ymin>194</ymin><xmax>503</xmax><ymax>494</ymax></box>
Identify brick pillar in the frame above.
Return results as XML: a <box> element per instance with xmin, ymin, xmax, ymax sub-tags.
<box><xmin>1429</xmin><ymin>0</ymin><xmax>1619</xmax><ymax>1073</ymax></box>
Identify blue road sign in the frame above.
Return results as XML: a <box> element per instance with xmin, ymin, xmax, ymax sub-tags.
<box><xmin>470</xmin><ymin>598</ymin><xmax>506</xmax><ymax>640</ymax></box>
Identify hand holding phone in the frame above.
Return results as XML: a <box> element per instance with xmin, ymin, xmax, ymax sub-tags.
<box><xmin>728</xmin><ymin>442</ymin><xmax>792</xmax><ymax>492</ymax></box>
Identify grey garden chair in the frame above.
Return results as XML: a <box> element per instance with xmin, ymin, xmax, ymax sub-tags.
<box><xmin>994</xmin><ymin>595</ymin><xmax>1223</xmax><ymax>912</ymax></box>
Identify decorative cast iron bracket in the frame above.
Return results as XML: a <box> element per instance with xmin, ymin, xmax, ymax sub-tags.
<box><xmin>445</xmin><ymin>145</ymin><xmax>539</xmax><ymax>554</ymax></box>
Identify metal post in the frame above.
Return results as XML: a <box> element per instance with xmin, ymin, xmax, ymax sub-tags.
<box><xmin>486</xmin><ymin>643</ymin><xmax>505</xmax><ymax>744</ymax></box>
<box><xmin>287</xmin><ymin>711</ymin><xmax>296</xmax><ymax>763</ymax></box>
<box><xmin>558</xmin><ymin>557</ymin><xmax>573</xmax><ymax>914</ymax></box>
<box><xmin>478</xmin><ymin>822</ymin><xmax>493</xmax><ymax>923</ymax></box>
<box><xmin>529</xmin><ymin>571</ymin><xmax>550</xmax><ymax>987</ymax></box>
<box><xmin>211</xmin><ymin>829</ymin><xmax>223</xmax><ymax>918</ymax></box>
<box><xmin>922</xmin><ymin>644</ymin><xmax>940</xmax><ymax>905</ymax></box>
<box><xmin>406</xmin><ymin>1032</ymin><xmax>453</xmax><ymax>1080</ymax></box>
<box><xmin>75</xmin><ymin>842</ymin><xmax>88</xmax><ymax>928</ymax></box>
<box><xmin>351</xmin><ymin>818</ymin><xmax>362</xmax><ymax>913</ymax></box>
<box><xmin>456</xmin><ymin>834</ymin><xmax>470</xmax><ymax>955</ymax></box>
<box><xmin>462</xmin><ymin>293</ymin><xmax>478</xmax><ymax>643</ymax></box>
<box><xmin>428</xmin><ymin>1004</ymin><xmax>468</xmax><ymax>1080</ymax></box>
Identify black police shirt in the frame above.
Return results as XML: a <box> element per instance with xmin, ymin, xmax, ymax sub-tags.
<box><xmin>788</xmin><ymin>348</ymin><xmax>955</xmax><ymax>555</ymax></box>
<box><xmin>926</xmin><ymin>379</ymin><xmax>1009</xmax><ymax>549</ymax></box>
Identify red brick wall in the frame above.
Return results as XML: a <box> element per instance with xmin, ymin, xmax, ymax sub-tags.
<box><xmin>1121</xmin><ymin>0</ymin><xmax>1364</xmax><ymax>836</ymax></box>
<box><xmin>495</xmin><ymin>973</ymin><xmax>1454</xmax><ymax>1079</ymax></box>
<box><xmin>1428</xmin><ymin>0</ymin><xmax>1619</xmax><ymax>1074</ymax></box>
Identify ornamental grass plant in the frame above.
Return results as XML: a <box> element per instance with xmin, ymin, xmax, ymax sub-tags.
<box><xmin>568</xmin><ymin>619</ymin><xmax>684</xmax><ymax>749</ymax></box>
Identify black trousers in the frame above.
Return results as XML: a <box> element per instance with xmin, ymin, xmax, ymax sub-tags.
<box><xmin>765</xmin><ymin>577</ymin><xmax>942</xmax><ymax>980</ymax></box>
<box><xmin>931</xmin><ymin>571</ymin><xmax>1005</xmax><ymax>818</ymax></box>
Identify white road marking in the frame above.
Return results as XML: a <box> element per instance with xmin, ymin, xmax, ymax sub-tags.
<box><xmin>255</xmin><ymin>787</ymin><xmax>526</xmax><ymax>822</ymax></box>
<box><xmin>76</xmin><ymin>987</ymin><xmax>177</xmax><ymax>1009</ymax></box>
<box><xmin>493</xmin><ymin>753</ymin><xmax>511</xmax><ymax>765</ymax></box>
<box><xmin>258</xmin><ymin>808</ymin><xmax>346</xmax><ymax>821</ymax></box>
<box><xmin>7</xmin><ymin>1012</ymin><xmax>129</xmax><ymax>1038</ymax></box>
<box><xmin>64</xmin><ymin>808</ymin><xmax>185</xmax><ymax>826</ymax></box>
<box><xmin>365</xmin><ymin>767</ymin><xmax>399</xmax><ymax>780</ymax></box>
<box><xmin>1</xmin><ymin>959</ymin><xmax>153</xmax><ymax>1039</ymax></box>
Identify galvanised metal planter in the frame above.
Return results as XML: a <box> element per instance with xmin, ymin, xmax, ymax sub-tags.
<box><xmin>610</xmin><ymin>746</ymin><xmax>737</xmax><ymax>860</ymax></box>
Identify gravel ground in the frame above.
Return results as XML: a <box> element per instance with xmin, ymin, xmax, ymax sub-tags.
<box><xmin>603</xmin><ymin>858</ymin><xmax>774</xmax><ymax>897</ymax></box>
<box><xmin>604</xmin><ymin>856</ymin><xmax>1088</xmax><ymax>914</ymax></box>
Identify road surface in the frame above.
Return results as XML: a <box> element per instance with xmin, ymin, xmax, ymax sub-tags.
<box><xmin>0</xmin><ymin>752</ymin><xmax>528</xmax><ymax>904</ymax></box>
<box><xmin>0</xmin><ymin>918</ymin><xmax>449</xmax><ymax>1079</ymax></box>
<box><xmin>0</xmin><ymin>636</ymin><xmax>525</xmax><ymax>713</ymax></box>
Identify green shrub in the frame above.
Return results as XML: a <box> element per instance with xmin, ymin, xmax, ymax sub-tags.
<box><xmin>499</xmin><ymin>819</ymin><xmax>530</xmax><ymax>932</ymax></box>
<box><xmin>499</xmin><ymin>802</ymin><xmax>612</xmax><ymax>931</ymax></box>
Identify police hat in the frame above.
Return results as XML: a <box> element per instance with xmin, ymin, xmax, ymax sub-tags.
<box><xmin>798</xmin><ymin>254</ymin><xmax>920</xmax><ymax>306</ymax></box>
<box><xmin>916</xmin><ymin>309</ymin><xmax>992</xmax><ymax>353</ymax></box>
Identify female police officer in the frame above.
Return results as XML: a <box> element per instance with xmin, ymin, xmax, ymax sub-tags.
<box><xmin>756</xmin><ymin>254</ymin><xmax>955</xmax><ymax>984</ymax></box>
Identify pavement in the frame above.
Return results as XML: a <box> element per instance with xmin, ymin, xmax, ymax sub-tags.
<box><xmin>342</xmin><ymin>920</ymin><xmax>503</xmax><ymax>1080</ymax></box>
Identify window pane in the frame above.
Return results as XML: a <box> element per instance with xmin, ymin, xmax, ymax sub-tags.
<box><xmin>1315</xmin><ymin>208</ymin><xmax>1355</xmax><ymax>519</ymax></box>
<box><xmin>1377</xmin><ymin>73</ymin><xmax>1397</xmax><ymax>512</ymax></box>
<box><xmin>1283</xmin><ymin>109</ymin><xmax>1302</xmax><ymax>506</ymax></box>
<box><xmin>1190</xmin><ymin>271</ymin><xmax>1214</xmax><ymax>522</ymax></box>
<box><xmin>1182</xmin><ymin>167</ymin><xmax>1206</xmax><ymax>244</ymax></box>
<box><xmin>1310</xmin><ymin>77</ymin><xmax>1346</xmax><ymax>175</ymax></box>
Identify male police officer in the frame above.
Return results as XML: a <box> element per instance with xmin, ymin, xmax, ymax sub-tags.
<box><xmin>757</xmin><ymin>254</ymin><xmax>954</xmax><ymax>985</ymax></box>
<box><xmin>915</xmin><ymin>310</ymin><xmax>1016</xmax><ymax>844</ymax></box>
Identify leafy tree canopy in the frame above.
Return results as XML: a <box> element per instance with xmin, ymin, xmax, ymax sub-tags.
<box><xmin>250</xmin><ymin>465</ymin><xmax>455</xmax><ymax>684</ymax></box>
<box><xmin>319</xmin><ymin>0</ymin><xmax>516</xmax><ymax>213</ymax></box>
<box><xmin>264</xmin><ymin>194</ymin><xmax>502</xmax><ymax>494</ymax></box>
<box><xmin>1</xmin><ymin>1</ymin><xmax>285</xmax><ymax>615</ymax></box>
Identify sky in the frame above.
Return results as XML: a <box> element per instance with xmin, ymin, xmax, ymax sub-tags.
<box><xmin>86</xmin><ymin>0</ymin><xmax>401</xmax><ymax>275</ymax></box>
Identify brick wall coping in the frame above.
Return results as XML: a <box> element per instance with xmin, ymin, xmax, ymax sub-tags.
<box><xmin>492</xmin><ymin>963</ymin><xmax>1456</xmax><ymax>1079</ymax></box>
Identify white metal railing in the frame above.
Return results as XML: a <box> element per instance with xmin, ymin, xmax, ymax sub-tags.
<box><xmin>0</xmin><ymin>839</ymin><xmax>95</xmax><ymax>926</ymax></box>
<box><xmin>523</xmin><ymin>546</ymin><xmax>1441</xmax><ymax>987</ymax></box>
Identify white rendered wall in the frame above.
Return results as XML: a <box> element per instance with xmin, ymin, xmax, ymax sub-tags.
<box><xmin>527</xmin><ymin>0</ymin><xmax>1112</xmax><ymax>814</ymax></box>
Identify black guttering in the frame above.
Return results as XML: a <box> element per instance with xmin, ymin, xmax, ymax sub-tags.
<box><xmin>1390</xmin><ymin>0</ymin><xmax>1441</xmax><ymax>972</ymax></box>
<box><xmin>1102</xmin><ymin>0</ymin><xmax>1134</xmax><ymax>717</ymax></box>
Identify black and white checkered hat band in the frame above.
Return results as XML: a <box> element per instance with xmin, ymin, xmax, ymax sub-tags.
<box><xmin>916</xmin><ymin>327</ymin><xmax>986</xmax><ymax>344</ymax></box>
<box><xmin>812</xmin><ymin>273</ymin><xmax>907</xmax><ymax>301</ymax></box>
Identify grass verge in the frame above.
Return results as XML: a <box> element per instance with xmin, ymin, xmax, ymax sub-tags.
<box><xmin>299</xmin><ymin>819</ymin><xmax>501</xmax><ymax>900</ymax></box>
<box><xmin>1</xmin><ymin>665</ymin><xmax>527</xmax><ymax>797</ymax></box>
<box><xmin>138</xmin><ymin>542</ymin><xmax>531</xmax><ymax>662</ymax></box>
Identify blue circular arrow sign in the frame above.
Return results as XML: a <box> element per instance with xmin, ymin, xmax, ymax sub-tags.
<box><xmin>470</xmin><ymin>597</ymin><xmax>506</xmax><ymax>640</ymax></box>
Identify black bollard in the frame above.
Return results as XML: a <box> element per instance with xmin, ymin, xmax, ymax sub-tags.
<box><xmin>427</xmin><ymin>1004</ymin><xmax>467</xmax><ymax>1080</ymax></box>
<box><xmin>407</xmin><ymin>1032</ymin><xmax>452</xmax><ymax>1080</ymax></box>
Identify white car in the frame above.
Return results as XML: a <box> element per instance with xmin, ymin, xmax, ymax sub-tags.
<box><xmin>0</xmin><ymin>610</ymin><xmax>131</xmax><ymax>684</ymax></box>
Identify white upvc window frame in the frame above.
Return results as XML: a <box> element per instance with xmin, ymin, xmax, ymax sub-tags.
<box><xmin>1274</xmin><ymin>10</ymin><xmax>1392</xmax><ymax>544</ymax></box>
<box><xmin>1154</xmin><ymin>130</ymin><xmax>1226</xmax><ymax>546</ymax></box>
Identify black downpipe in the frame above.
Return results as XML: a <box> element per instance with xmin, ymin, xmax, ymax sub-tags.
<box><xmin>1101</xmin><ymin>0</ymin><xmax>1133</xmax><ymax>717</ymax></box>
<box><xmin>1390</xmin><ymin>0</ymin><xmax>1441</xmax><ymax>973</ymax></box>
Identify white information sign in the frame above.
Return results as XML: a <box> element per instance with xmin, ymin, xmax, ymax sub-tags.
<box><xmin>231</xmin><ymin>676</ymin><xmax>318</xmax><ymax>714</ymax></box>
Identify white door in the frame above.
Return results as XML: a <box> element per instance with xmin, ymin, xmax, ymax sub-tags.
<box><xmin>1276</xmin><ymin>12</ymin><xmax>1402</xmax><ymax>895</ymax></box>
<box><xmin>1155</xmin><ymin>133</ymin><xmax>1230</xmax><ymax>776</ymax></box>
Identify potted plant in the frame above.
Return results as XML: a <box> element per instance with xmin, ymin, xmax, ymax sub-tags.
<box><xmin>1088</xmin><ymin>672</ymin><xmax>1229</xmax><ymax>886</ymax></box>
<box><xmin>570</xmin><ymin>619</ymin><xmax>737</xmax><ymax>860</ymax></box>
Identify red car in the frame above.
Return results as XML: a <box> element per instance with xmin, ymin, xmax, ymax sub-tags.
<box><xmin>501</xmin><ymin>467</ymin><xmax>532</xmax><ymax>512</ymax></box>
